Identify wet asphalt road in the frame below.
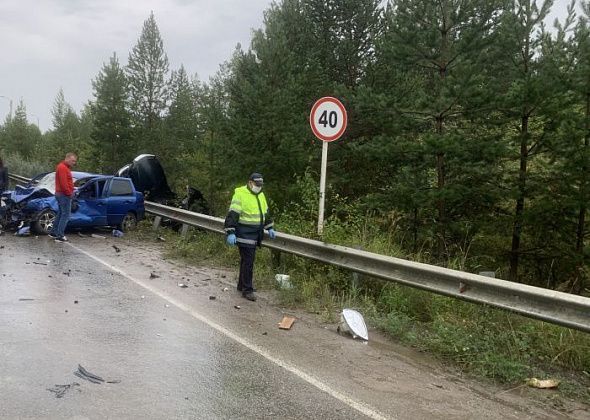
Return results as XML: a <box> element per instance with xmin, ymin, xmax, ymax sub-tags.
<box><xmin>1</xmin><ymin>233</ymin><xmax>579</xmax><ymax>420</ymax></box>
<box><xmin>0</xmin><ymin>236</ymin><xmax>364</xmax><ymax>419</ymax></box>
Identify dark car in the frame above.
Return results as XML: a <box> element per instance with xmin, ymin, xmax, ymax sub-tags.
<box><xmin>116</xmin><ymin>154</ymin><xmax>175</xmax><ymax>203</ymax></box>
<box><xmin>117</xmin><ymin>154</ymin><xmax>209</xmax><ymax>214</ymax></box>
<box><xmin>0</xmin><ymin>172</ymin><xmax>145</xmax><ymax>234</ymax></box>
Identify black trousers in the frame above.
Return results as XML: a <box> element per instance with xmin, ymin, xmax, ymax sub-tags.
<box><xmin>238</xmin><ymin>246</ymin><xmax>256</xmax><ymax>293</ymax></box>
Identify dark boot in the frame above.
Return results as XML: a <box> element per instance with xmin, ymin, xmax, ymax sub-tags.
<box><xmin>242</xmin><ymin>292</ymin><xmax>257</xmax><ymax>301</ymax></box>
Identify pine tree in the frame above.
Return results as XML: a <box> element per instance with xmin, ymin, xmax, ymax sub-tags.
<box><xmin>51</xmin><ymin>89</ymin><xmax>72</xmax><ymax>131</ymax></box>
<box><xmin>193</xmin><ymin>68</ymin><xmax>231</xmax><ymax>213</ymax></box>
<box><xmin>44</xmin><ymin>90</ymin><xmax>83</xmax><ymax>165</ymax></box>
<box><xmin>126</xmin><ymin>12</ymin><xmax>169</xmax><ymax>133</ymax></box>
<box><xmin>539</xmin><ymin>2</ymin><xmax>590</xmax><ymax>292</ymax></box>
<box><xmin>0</xmin><ymin>100</ymin><xmax>38</xmax><ymax>158</ymax></box>
<box><xmin>91</xmin><ymin>52</ymin><xmax>131</xmax><ymax>173</ymax></box>
<box><xmin>571</xmin><ymin>2</ymin><xmax>590</xmax><ymax>291</ymax></box>
<box><xmin>164</xmin><ymin>65</ymin><xmax>200</xmax><ymax>185</ymax></box>
<box><xmin>302</xmin><ymin>0</ymin><xmax>382</xmax><ymax>89</ymax></box>
<box><xmin>495</xmin><ymin>0</ymin><xmax>556</xmax><ymax>281</ymax></box>
<box><xmin>377</xmin><ymin>0</ymin><xmax>505</xmax><ymax>258</ymax></box>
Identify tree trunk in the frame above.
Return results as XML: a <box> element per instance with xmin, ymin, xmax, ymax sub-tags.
<box><xmin>509</xmin><ymin>115</ymin><xmax>529</xmax><ymax>282</ymax></box>
<box><xmin>436</xmin><ymin>142</ymin><xmax>446</xmax><ymax>257</ymax></box>
<box><xmin>435</xmin><ymin>10</ymin><xmax>449</xmax><ymax>259</ymax></box>
<box><xmin>412</xmin><ymin>206</ymin><xmax>418</xmax><ymax>254</ymax></box>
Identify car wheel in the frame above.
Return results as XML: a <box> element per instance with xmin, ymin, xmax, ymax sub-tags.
<box><xmin>119</xmin><ymin>212</ymin><xmax>137</xmax><ymax>232</ymax></box>
<box><xmin>32</xmin><ymin>209</ymin><xmax>57</xmax><ymax>235</ymax></box>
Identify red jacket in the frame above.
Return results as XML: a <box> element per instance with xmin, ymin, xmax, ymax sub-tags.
<box><xmin>55</xmin><ymin>161</ymin><xmax>74</xmax><ymax>196</ymax></box>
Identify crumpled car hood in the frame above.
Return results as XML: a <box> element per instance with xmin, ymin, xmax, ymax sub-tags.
<box><xmin>6</xmin><ymin>185</ymin><xmax>54</xmax><ymax>204</ymax></box>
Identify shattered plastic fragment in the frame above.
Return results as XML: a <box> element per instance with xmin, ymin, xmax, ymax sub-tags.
<box><xmin>74</xmin><ymin>365</ymin><xmax>104</xmax><ymax>384</ymax></box>
<box><xmin>278</xmin><ymin>316</ymin><xmax>296</xmax><ymax>330</ymax></box>
<box><xmin>47</xmin><ymin>383</ymin><xmax>80</xmax><ymax>398</ymax></box>
<box><xmin>15</xmin><ymin>226</ymin><xmax>30</xmax><ymax>236</ymax></box>
<box><xmin>526</xmin><ymin>378</ymin><xmax>560</xmax><ymax>389</ymax></box>
<box><xmin>338</xmin><ymin>309</ymin><xmax>369</xmax><ymax>341</ymax></box>
<box><xmin>275</xmin><ymin>274</ymin><xmax>292</xmax><ymax>289</ymax></box>
<box><xmin>74</xmin><ymin>364</ymin><xmax>120</xmax><ymax>385</ymax></box>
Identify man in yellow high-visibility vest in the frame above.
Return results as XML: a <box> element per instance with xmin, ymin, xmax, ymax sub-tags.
<box><xmin>224</xmin><ymin>173</ymin><xmax>276</xmax><ymax>301</ymax></box>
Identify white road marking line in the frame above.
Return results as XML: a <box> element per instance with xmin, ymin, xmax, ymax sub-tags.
<box><xmin>68</xmin><ymin>242</ymin><xmax>390</xmax><ymax>420</ymax></box>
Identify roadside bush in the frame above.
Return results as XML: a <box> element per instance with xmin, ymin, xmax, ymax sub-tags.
<box><xmin>4</xmin><ymin>153</ymin><xmax>49</xmax><ymax>178</ymax></box>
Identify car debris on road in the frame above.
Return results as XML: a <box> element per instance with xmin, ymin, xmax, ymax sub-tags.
<box><xmin>74</xmin><ymin>364</ymin><xmax>121</xmax><ymax>385</ymax></box>
<box><xmin>47</xmin><ymin>383</ymin><xmax>80</xmax><ymax>399</ymax></box>
<box><xmin>278</xmin><ymin>316</ymin><xmax>296</xmax><ymax>330</ymax></box>
<box><xmin>337</xmin><ymin>309</ymin><xmax>369</xmax><ymax>341</ymax></box>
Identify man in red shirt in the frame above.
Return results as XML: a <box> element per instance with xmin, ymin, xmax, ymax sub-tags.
<box><xmin>49</xmin><ymin>152</ymin><xmax>77</xmax><ymax>242</ymax></box>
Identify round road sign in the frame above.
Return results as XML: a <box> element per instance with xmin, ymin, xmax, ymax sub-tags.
<box><xmin>309</xmin><ymin>97</ymin><xmax>347</xmax><ymax>142</ymax></box>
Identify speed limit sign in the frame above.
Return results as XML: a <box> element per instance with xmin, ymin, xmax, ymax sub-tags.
<box><xmin>309</xmin><ymin>96</ymin><xmax>348</xmax><ymax>235</ymax></box>
<box><xmin>310</xmin><ymin>97</ymin><xmax>347</xmax><ymax>142</ymax></box>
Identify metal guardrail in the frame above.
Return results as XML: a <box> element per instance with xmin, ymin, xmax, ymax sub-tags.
<box><xmin>9</xmin><ymin>174</ymin><xmax>590</xmax><ymax>333</ymax></box>
<box><xmin>145</xmin><ymin>202</ymin><xmax>590</xmax><ymax>334</ymax></box>
<box><xmin>8</xmin><ymin>174</ymin><xmax>32</xmax><ymax>184</ymax></box>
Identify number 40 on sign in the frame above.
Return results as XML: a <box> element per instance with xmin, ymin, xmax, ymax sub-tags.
<box><xmin>309</xmin><ymin>97</ymin><xmax>348</xmax><ymax>235</ymax></box>
<box><xmin>310</xmin><ymin>97</ymin><xmax>347</xmax><ymax>142</ymax></box>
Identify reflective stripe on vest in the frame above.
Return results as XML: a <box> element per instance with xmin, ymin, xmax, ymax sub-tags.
<box><xmin>228</xmin><ymin>186</ymin><xmax>268</xmax><ymax>226</ymax></box>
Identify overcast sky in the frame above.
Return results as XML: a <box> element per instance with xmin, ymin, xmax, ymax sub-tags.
<box><xmin>0</xmin><ymin>0</ymin><xmax>578</xmax><ymax>132</ymax></box>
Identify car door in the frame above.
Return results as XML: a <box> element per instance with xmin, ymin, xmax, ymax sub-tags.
<box><xmin>69</xmin><ymin>179</ymin><xmax>108</xmax><ymax>227</ymax></box>
<box><xmin>106</xmin><ymin>178</ymin><xmax>136</xmax><ymax>226</ymax></box>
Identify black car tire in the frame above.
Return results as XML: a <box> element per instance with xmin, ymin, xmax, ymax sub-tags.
<box><xmin>119</xmin><ymin>212</ymin><xmax>137</xmax><ymax>232</ymax></box>
<box><xmin>32</xmin><ymin>209</ymin><xmax>57</xmax><ymax>235</ymax></box>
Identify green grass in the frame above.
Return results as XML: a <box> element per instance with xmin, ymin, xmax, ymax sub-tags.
<box><xmin>129</xmin><ymin>219</ymin><xmax>590</xmax><ymax>405</ymax></box>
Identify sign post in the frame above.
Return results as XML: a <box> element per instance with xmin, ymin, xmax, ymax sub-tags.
<box><xmin>309</xmin><ymin>97</ymin><xmax>347</xmax><ymax>235</ymax></box>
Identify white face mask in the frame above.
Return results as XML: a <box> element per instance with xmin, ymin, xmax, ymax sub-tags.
<box><xmin>251</xmin><ymin>185</ymin><xmax>262</xmax><ymax>194</ymax></box>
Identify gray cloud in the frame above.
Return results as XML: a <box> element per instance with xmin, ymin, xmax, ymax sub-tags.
<box><xmin>0</xmin><ymin>0</ymin><xmax>272</xmax><ymax>131</ymax></box>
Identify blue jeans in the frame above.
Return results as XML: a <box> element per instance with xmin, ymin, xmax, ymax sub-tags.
<box><xmin>51</xmin><ymin>194</ymin><xmax>72</xmax><ymax>238</ymax></box>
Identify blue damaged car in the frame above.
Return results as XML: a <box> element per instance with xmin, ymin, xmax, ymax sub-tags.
<box><xmin>0</xmin><ymin>171</ymin><xmax>145</xmax><ymax>235</ymax></box>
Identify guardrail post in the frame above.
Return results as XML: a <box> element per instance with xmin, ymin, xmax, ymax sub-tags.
<box><xmin>152</xmin><ymin>216</ymin><xmax>162</xmax><ymax>230</ymax></box>
<box><xmin>271</xmin><ymin>249</ymin><xmax>282</xmax><ymax>270</ymax></box>
<box><xmin>351</xmin><ymin>245</ymin><xmax>363</xmax><ymax>288</ymax></box>
<box><xmin>180</xmin><ymin>224</ymin><xmax>189</xmax><ymax>237</ymax></box>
